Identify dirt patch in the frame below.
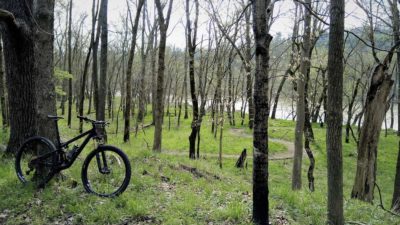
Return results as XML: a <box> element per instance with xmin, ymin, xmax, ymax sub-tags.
<box><xmin>162</xmin><ymin>128</ymin><xmax>303</xmax><ymax>161</ymax></box>
<box><xmin>229</xmin><ymin>128</ymin><xmax>303</xmax><ymax>160</ymax></box>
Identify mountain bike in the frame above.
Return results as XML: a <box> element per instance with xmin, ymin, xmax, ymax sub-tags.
<box><xmin>15</xmin><ymin>115</ymin><xmax>131</xmax><ymax>197</ymax></box>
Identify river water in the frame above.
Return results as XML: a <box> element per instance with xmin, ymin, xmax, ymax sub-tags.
<box><xmin>269</xmin><ymin>102</ymin><xmax>399</xmax><ymax>131</ymax></box>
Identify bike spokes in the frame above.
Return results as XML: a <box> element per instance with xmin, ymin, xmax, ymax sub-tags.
<box><xmin>16</xmin><ymin>139</ymin><xmax>56</xmax><ymax>185</ymax></box>
<box><xmin>83</xmin><ymin>147</ymin><xmax>130</xmax><ymax>197</ymax></box>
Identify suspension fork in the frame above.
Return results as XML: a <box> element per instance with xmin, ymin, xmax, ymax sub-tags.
<box><xmin>95</xmin><ymin>145</ymin><xmax>110</xmax><ymax>174</ymax></box>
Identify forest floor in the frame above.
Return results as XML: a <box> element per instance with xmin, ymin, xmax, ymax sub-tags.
<box><xmin>0</xmin><ymin>109</ymin><xmax>399</xmax><ymax>225</ymax></box>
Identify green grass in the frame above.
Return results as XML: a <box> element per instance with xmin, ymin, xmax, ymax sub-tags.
<box><xmin>0</xmin><ymin>105</ymin><xmax>399</xmax><ymax>224</ymax></box>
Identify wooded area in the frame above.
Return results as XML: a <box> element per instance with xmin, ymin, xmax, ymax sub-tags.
<box><xmin>0</xmin><ymin>0</ymin><xmax>399</xmax><ymax>224</ymax></box>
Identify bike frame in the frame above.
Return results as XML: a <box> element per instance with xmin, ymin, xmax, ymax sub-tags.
<box><xmin>35</xmin><ymin>120</ymin><xmax>101</xmax><ymax>172</ymax></box>
<box><xmin>56</xmin><ymin>128</ymin><xmax>96</xmax><ymax>170</ymax></box>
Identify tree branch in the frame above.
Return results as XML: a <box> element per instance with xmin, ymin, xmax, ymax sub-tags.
<box><xmin>0</xmin><ymin>9</ymin><xmax>17</xmax><ymax>27</ymax></box>
<box><xmin>294</xmin><ymin>0</ymin><xmax>399</xmax><ymax>54</ymax></box>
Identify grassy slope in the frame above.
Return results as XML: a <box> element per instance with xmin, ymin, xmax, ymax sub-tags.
<box><xmin>0</xmin><ymin>107</ymin><xmax>399</xmax><ymax>225</ymax></box>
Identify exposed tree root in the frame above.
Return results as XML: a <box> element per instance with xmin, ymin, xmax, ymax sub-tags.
<box><xmin>374</xmin><ymin>182</ymin><xmax>400</xmax><ymax>217</ymax></box>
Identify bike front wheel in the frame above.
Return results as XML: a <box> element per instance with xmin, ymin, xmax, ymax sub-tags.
<box><xmin>81</xmin><ymin>145</ymin><xmax>131</xmax><ymax>197</ymax></box>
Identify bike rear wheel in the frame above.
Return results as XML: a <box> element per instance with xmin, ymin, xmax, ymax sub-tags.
<box><xmin>15</xmin><ymin>137</ymin><xmax>58</xmax><ymax>186</ymax></box>
<box><xmin>81</xmin><ymin>145</ymin><xmax>131</xmax><ymax>197</ymax></box>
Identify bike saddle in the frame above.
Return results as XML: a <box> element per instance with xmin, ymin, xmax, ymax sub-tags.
<box><xmin>47</xmin><ymin>115</ymin><xmax>64</xmax><ymax>120</ymax></box>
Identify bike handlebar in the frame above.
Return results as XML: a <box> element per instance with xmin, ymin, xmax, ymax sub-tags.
<box><xmin>77</xmin><ymin>115</ymin><xmax>109</xmax><ymax>124</ymax></box>
<box><xmin>77</xmin><ymin>115</ymin><xmax>94</xmax><ymax>123</ymax></box>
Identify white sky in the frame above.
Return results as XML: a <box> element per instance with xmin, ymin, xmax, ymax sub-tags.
<box><xmin>67</xmin><ymin>0</ymin><xmax>367</xmax><ymax>48</ymax></box>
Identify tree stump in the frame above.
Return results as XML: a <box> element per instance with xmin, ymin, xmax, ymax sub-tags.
<box><xmin>235</xmin><ymin>148</ymin><xmax>247</xmax><ymax>168</ymax></box>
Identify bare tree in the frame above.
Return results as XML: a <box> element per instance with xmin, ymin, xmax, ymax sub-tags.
<box><xmin>185</xmin><ymin>0</ymin><xmax>200</xmax><ymax>159</ymax></box>
<box><xmin>153</xmin><ymin>0</ymin><xmax>173</xmax><ymax>152</ymax></box>
<box><xmin>137</xmin><ymin>1</ymin><xmax>152</xmax><ymax>125</ymax></box>
<box><xmin>123</xmin><ymin>0</ymin><xmax>145</xmax><ymax>142</ymax></box>
<box><xmin>208</xmin><ymin>1</ymin><xmax>254</xmax><ymax>129</ymax></box>
<box><xmin>326</xmin><ymin>0</ymin><xmax>345</xmax><ymax>223</ymax></box>
<box><xmin>78</xmin><ymin>0</ymin><xmax>99</xmax><ymax>132</ymax></box>
<box><xmin>251</xmin><ymin>0</ymin><xmax>273</xmax><ymax>224</ymax></box>
<box><xmin>67</xmin><ymin>0</ymin><xmax>73</xmax><ymax>127</ymax></box>
<box><xmin>292</xmin><ymin>0</ymin><xmax>312</xmax><ymax>190</ymax></box>
<box><xmin>351</xmin><ymin>0</ymin><xmax>399</xmax><ymax>202</ymax></box>
<box><xmin>271</xmin><ymin>3</ymin><xmax>300</xmax><ymax>120</ymax></box>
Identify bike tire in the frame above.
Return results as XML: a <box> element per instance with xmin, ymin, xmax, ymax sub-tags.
<box><xmin>15</xmin><ymin>136</ymin><xmax>58</xmax><ymax>185</ymax></box>
<box><xmin>81</xmin><ymin>145</ymin><xmax>131</xmax><ymax>197</ymax></box>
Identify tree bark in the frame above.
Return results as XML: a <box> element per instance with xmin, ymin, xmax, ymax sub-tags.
<box><xmin>97</xmin><ymin>0</ymin><xmax>108</xmax><ymax>121</ymax></box>
<box><xmin>326</xmin><ymin>1</ymin><xmax>345</xmax><ymax>223</ymax></box>
<box><xmin>345</xmin><ymin>78</ymin><xmax>361</xmax><ymax>143</ymax></box>
<box><xmin>244</xmin><ymin>8</ymin><xmax>254</xmax><ymax>129</ymax></box>
<box><xmin>311</xmin><ymin>67</ymin><xmax>327</xmax><ymax>123</ymax></box>
<box><xmin>67</xmin><ymin>0</ymin><xmax>73</xmax><ymax>128</ymax></box>
<box><xmin>35</xmin><ymin>0</ymin><xmax>58</xmax><ymax>143</ymax></box>
<box><xmin>1</xmin><ymin>2</ymin><xmax>38</xmax><ymax>153</ymax></box>
<box><xmin>153</xmin><ymin>0</ymin><xmax>173</xmax><ymax>152</ymax></box>
<box><xmin>235</xmin><ymin>149</ymin><xmax>247</xmax><ymax>168</ymax></box>
<box><xmin>186</xmin><ymin>0</ymin><xmax>199</xmax><ymax>159</ymax></box>
<box><xmin>92</xmin><ymin>0</ymin><xmax>101</xmax><ymax>117</ymax></box>
<box><xmin>351</xmin><ymin>45</ymin><xmax>397</xmax><ymax>203</ymax></box>
<box><xmin>292</xmin><ymin>0</ymin><xmax>312</xmax><ymax>190</ymax></box>
<box><xmin>137</xmin><ymin>1</ymin><xmax>148</xmax><ymax>124</ymax></box>
<box><xmin>0</xmin><ymin>36</ymin><xmax>7</xmax><ymax>129</ymax></box>
<box><xmin>391</xmin><ymin>0</ymin><xmax>400</xmax><ymax>212</ymax></box>
<box><xmin>252</xmin><ymin>0</ymin><xmax>272</xmax><ymax>224</ymax></box>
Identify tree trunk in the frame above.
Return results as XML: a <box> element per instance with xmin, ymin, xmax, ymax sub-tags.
<box><xmin>1</xmin><ymin>1</ymin><xmax>38</xmax><ymax>153</ymax></box>
<box><xmin>304</xmin><ymin>138</ymin><xmax>315</xmax><ymax>191</ymax></box>
<box><xmin>78</xmin><ymin>0</ymin><xmax>98</xmax><ymax>132</ymax></box>
<box><xmin>345</xmin><ymin>78</ymin><xmax>361</xmax><ymax>143</ymax></box>
<box><xmin>0</xmin><ymin>36</ymin><xmax>8</xmax><ymax>129</ymax></box>
<box><xmin>78</xmin><ymin>44</ymin><xmax>94</xmax><ymax>131</ymax></box>
<box><xmin>227</xmin><ymin>49</ymin><xmax>234</xmax><ymax>125</ymax></box>
<box><xmin>252</xmin><ymin>0</ymin><xmax>272</xmax><ymax>224</ymax></box>
<box><xmin>97</xmin><ymin>0</ymin><xmax>108</xmax><ymax>121</ymax></box>
<box><xmin>235</xmin><ymin>149</ymin><xmax>247</xmax><ymax>168</ymax></box>
<box><xmin>137</xmin><ymin>2</ymin><xmax>147</xmax><ymax>124</ymax></box>
<box><xmin>311</xmin><ymin>68</ymin><xmax>327</xmax><ymax>123</ymax></box>
<box><xmin>391</xmin><ymin>0</ymin><xmax>400</xmax><ymax>212</ymax></box>
<box><xmin>393</xmin><ymin>140</ymin><xmax>400</xmax><ymax>212</ymax></box>
<box><xmin>245</xmin><ymin>9</ymin><xmax>253</xmax><ymax>129</ymax></box>
<box><xmin>35</xmin><ymin>0</ymin><xmax>58</xmax><ymax>143</ymax></box>
<box><xmin>326</xmin><ymin>1</ymin><xmax>345</xmax><ymax>223</ymax></box>
<box><xmin>304</xmin><ymin>62</ymin><xmax>314</xmax><ymax>141</ymax></box>
<box><xmin>123</xmin><ymin>0</ymin><xmax>144</xmax><ymax>142</ymax></box>
<box><xmin>292</xmin><ymin>0</ymin><xmax>312</xmax><ymax>190</ymax></box>
<box><xmin>67</xmin><ymin>0</ymin><xmax>73</xmax><ymax>128</ymax></box>
<box><xmin>92</xmin><ymin>0</ymin><xmax>101</xmax><ymax>117</ymax></box>
<box><xmin>351</xmin><ymin>46</ymin><xmax>397</xmax><ymax>203</ymax></box>
<box><xmin>151</xmin><ymin>28</ymin><xmax>158</xmax><ymax>124</ymax></box>
<box><xmin>153</xmin><ymin>0</ymin><xmax>173</xmax><ymax>152</ymax></box>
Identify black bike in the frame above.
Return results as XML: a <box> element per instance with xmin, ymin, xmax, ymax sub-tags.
<box><xmin>15</xmin><ymin>115</ymin><xmax>131</xmax><ymax>197</ymax></box>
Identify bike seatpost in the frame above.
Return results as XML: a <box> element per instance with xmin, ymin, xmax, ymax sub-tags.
<box><xmin>54</xmin><ymin>120</ymin><xmax>61</xmax><ymax>147</ymax></box>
